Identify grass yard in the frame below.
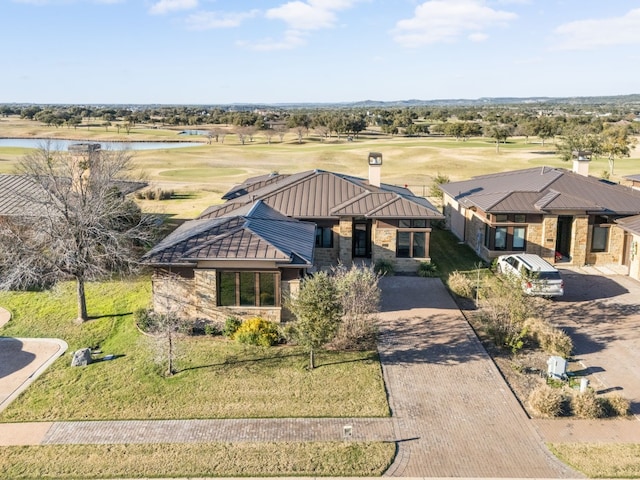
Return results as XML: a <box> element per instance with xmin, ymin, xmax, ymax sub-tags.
<box><xmin>0</xmin><ymin>442</ymin><xmax>395</xmax><ymax>479</ymax></box>
<box><xmin>0</xmin><ymin>278</ymin><xmax>389</xmax><ymax>422</ymax></box>
<box><xmin>549</xmin><ymin>443</ymin><xmax>640</xmax><ymax>478</ymax></box>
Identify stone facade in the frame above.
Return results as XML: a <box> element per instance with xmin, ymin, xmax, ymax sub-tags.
<box><xmin>338</xmin><ymin>218</ymin><xmax>353</xmax><ymax>266</ymax></box>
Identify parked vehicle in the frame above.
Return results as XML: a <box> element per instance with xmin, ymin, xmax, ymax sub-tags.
<box><xmin>495</xmin><ymin>253</ymin><xmax>564</xmax><ymax>297</ymax></box>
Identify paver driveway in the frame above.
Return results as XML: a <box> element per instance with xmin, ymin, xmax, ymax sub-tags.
<box><xmin>377</xmin><ymin>276</ymin><xmax>577</xmax><ymax>478</ymax></box>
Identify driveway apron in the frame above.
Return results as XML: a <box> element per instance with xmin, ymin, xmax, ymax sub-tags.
<box><xmin>377</xmin><ymin>276</ymin><xmax>577</xmax><ymax>478</ymax></box>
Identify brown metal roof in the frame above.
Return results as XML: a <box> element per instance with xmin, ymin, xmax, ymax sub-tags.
<box><xmin>442</xmin><ymin>167</ymin><xmax>640</xmax><ymax>216</ymax></box>
<box><xmin>144</xmin><ymin>201</ymin><xmax>315</xmax><ymax>266</ymax></box>
<box><xmin>617</xmin><ymin>214</ymin><xmax>640</xmax><ymax>236</ymax></box>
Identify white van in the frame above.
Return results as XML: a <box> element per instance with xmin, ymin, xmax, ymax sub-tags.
<box><xmin>495</xmin><ymin>253</ymin><xmax>564</xmax><ymax>297</ymax></box>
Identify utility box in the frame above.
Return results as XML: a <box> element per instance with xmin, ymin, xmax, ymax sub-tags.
<box><xmin>547</xmin><ymin>356</ymin><xmax>567</xmax><ymax>380</ymax></box>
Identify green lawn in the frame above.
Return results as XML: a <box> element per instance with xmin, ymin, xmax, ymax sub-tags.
<box><xmin>0</xmin><ymin>277</ymin><xmax>389</xmax><ymax>422</ymax></box>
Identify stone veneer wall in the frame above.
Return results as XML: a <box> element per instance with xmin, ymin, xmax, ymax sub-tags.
<box><xmin>152</xmin><ymin>268</ymin><xmax>285</xmax><ymax>323</ymax></box>
<box><xmin>373</xmin><ymin>223</ymin><xmax>432</xmax><ymax>273</ymax></box>
<box><xmin>570</xmin><ymin>216</ymin><xmax>588</xmax><ymax>265</ymax></box>
<box><xmin>338</xmin><ymin>218</ymin><xmax>353</xmax><ymax>266</ymax></box>
<box><xmin>314</xmin><ymin>225</ymin><xmax>340</xmax><ymax>269</ymax></box>
<box><xmin>586</xmin><ymin>224</ymin><xmax>625</xmax><ymax>265</ymax></box>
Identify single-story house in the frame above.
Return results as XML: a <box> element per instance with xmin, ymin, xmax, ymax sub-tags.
<box><xmin>144</xmin><ymin>153</ymin><xmax>444</xmax><ymax>322</ymax></box>
<box><xmin>439</xmin><ymin>154</ymin><xmax>640</xmax><ymax>273</ymax></box>
<box><xmin>625</xmin><ymin>174</ymin><xmax>640</xmax><ymax>191</ymax></box>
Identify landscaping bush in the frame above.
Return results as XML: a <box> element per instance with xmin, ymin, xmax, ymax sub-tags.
<box><xmin>571</xmin><ymin>390</ymin><xmax>606</xmax><ymax>419</ymax></box>
<box><xmin>373</xmin><ymin>259</ymin><xmax>394</xmax><ymax>276</ymax></box>
<box><xmin>447</xmin><ymin>271</ymin><xmax>474</xmax><ymax>298</ymax></box>
<box><xmin>134</xmin><ymin>307</ymin><xmax>157</xmax><ymax>332</ymax></box>
<box><xmin>204</xmin><ymin>323</ymin><xmax>221</xmax><ymax>336</ymax></box>
<box><xmin>524</xmin><ymin>317</ymin><xmax>573</xmax><ymax>358</ymax></box>
<box><xmin>602</xmin><ymin>394</ymin><xmax>631</xmax><ymax>417</ymax></box>
<box><xmin>528</xmin><ymin>384</ymin><xmax>565</xmax><ymax>418</ymax></box>
<box><xmin>417</xmin><ymin>261</ymin><xmax>438</xmax><ymax>277</ymax></box>
<box><xmin>223</xmin><ymin>316</ymin><xmax>242</xmax><ymax>337</ymax></box>
<box><xmin>233</xmin><ymin>317</ymin><xmax>280</xmax><ymax>347</ymax></box>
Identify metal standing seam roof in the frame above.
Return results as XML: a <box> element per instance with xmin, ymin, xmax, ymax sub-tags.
<box><xmin>0</xmin><ymin>174</ymin><xmax>146</xmax><ymax>217</ymax></box>
<box><xmin>441</xmin><ymin>167</ymin><xmax>640</xmax><ymax>215</ymax></box>
<box><xmin>0</xmin><ymin>174</ymin><xmax>51</xmax><ymax>216</ymax></box>
<box><xmin>144</xmin><ymin>201</ymin><xmax>315</xmax><ymax>266</ymax></box>
<box><xmin>217</xmin><ymin>169</ymin><xmax>443</xmax><ymax>220</ymax></box>
<box><xmin>617</xmin><ymin>214</ymin><xmax>640</xmax><ymax>236</ymax></box>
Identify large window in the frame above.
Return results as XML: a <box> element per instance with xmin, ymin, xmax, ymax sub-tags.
<box><xmin>513</xmin><ymin>227</ymin><xmax>526</xmax><ymax>250</ymax></box>
<box><xmin>591</xmin><ymin>226</ymin><xmax>609</xmax><ymax>252</ymax></box>
<box><xmin>218</xmin><ymin>272</ymin><xmax>278</xmax><ymax>307</ymax></box>
<box><xmin>396</xmin><ymin>219</ymin><xmax>427</xmax><ymax>258</ymax></box>
<box><xmin>315</xmin><ymin>226</ymin><xmax>333</xmax><ymax>248</ymax></box>
<box><xmin>494</xmin><ymin>227</ymin><xmax>507</xmax><ymax>250</ymax></box>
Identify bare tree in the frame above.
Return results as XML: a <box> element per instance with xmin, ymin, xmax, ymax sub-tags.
<box><xmin>273</xmin><ymin>124</ymin><xmax>288</xmax><ymax>142</ymax></box>
<box><xmin>262</xmin><ymin>128</ymin><xmax>275</xmax><ymax>144</ymax></box>
<box><xmin>0</xmin><ymin>142</ymin><xmax>157</xmax><ymax>322</ymax></box>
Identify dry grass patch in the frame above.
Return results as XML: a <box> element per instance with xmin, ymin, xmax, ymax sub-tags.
<box><xmin>0</xmin><ymin>442</ymin><xmax>395</xmax><ymax>478</ymax></box>
<box><xmin>549</xmin><ymin>443</ymin><xmax>640</xmax><ymax>478</ymax></box>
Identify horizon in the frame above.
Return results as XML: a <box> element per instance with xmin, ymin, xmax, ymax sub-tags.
<box><xmin>3</xmin><ymin>1</ymin><xmax>640</xmax><ymax>104</ymax></box>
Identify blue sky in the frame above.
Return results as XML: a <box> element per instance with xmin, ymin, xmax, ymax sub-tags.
<box><xmin>3</xmin><ymin>0</ymin><xmax>640</xmax><ymax>104</ymax></box>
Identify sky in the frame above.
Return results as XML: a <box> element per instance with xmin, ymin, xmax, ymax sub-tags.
<box><xmin>2</xmin><ymin>0</ymin><xmax>640</xmax><ymax>104</ymax></box>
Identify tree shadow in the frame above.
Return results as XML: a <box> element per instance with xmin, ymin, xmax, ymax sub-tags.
<box><xmin>179</xmin><ymin>352</ymin><xmax>306</xmax><ymax>373</ymax></box>
<box><xmin>87</xmin><ymin>311</ymin><xmax>133</xmax><ymax>321</ymax></box>
<box><xmin>0</xmin><ymin>338</ymin><xmax>37</xmax><ymax>379</ymax></box>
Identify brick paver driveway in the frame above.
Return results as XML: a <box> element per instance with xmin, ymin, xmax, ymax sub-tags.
<box><xmin>377</xmin><ymin>276</ymin><xmax>577</xmax><ymax>478</ymax></box>
<box><xmin>551</xmin><ymin>267</ymin><xmax>640</xmax><ymax>416</ymax></box>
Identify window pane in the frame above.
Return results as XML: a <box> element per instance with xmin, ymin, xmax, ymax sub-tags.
<box><xmin>239</xmin><ymin>272</ymin><xmax>255</xmax><ymax>306</ymax></box>
<box><xmin>495</xmin><ymin>227</ymin><xmax>507</xmax><ymax>250</ymax></box>
<box><xmin>397</xmin><ymin>231</ymin><xmax>410</xmax><ymax>257</ymax></box>
<box><xmin>514</xmin><ymin>214</ymin><xmax>526</xmax><ymax>223</ymax></box>
<box><xmin>259</xmin><ymin>273</ymin><xmax>276</xmax><ymax>306</ymax></box>
<box><xmin>322</xmin><ymin>227</ymin><xmax>332</xmax><ymax>247</ymax></box>
<box><xmin>399</xmin><ymin>219</ymin><xmax>411</xmax><ymax>228</ymax></box>
<box><xmin>495</xmin><ymin>214</ymin><xmax>508</xmax><ymax>222</ymax></box>
<box><xmin>412</xmin><ymin>232</ymin><xmax>426</xmax><ymax>258</ymax></box>
<box><xmin>592</xmin><ymin>226</ymin><xmax>608</xmax><ymax>252</ymax></box>
<box><xmin>412</xmin><ymin>219</ymin><xmax>427</xmax><ymax>228</ymax></box>
<box><xmin>513</xmin><ymin>227</ymin><xmax>525</xmax><ymax>250</ymax></box>
<box><xmin>219</xmin><ymin>272</ymin><xmax>236</xmax><ymax>306</ymax></box>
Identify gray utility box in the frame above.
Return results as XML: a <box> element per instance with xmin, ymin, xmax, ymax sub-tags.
<box><xmin>547</xmin><ymin>356</ymin><xmax>567</xmax><ymax>380</ymax></box>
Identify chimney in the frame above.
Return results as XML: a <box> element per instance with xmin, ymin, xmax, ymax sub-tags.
<box><xmin>368</xmin><ymin>152</ymin><xmax>383</xmax><ymax>187</ymax></box>
<box><xmin>68</xmin><ymin>143</ymin><xmax>101</xmax><ymax>191</ymax></box>
<box><xmin>572</xmin><ymin>150</ymin><xmax>591</xmax><ymax>177</ymax></box>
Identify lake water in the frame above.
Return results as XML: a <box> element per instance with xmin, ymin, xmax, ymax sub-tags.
<box><xmin>0</xmin><ymin>138</ymin><xmax>203</xmax><ymax>150</ymax></box>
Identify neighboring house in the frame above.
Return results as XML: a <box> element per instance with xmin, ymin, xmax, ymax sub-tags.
<box><xmin>625</xmin><ymin>174</ymin><xmax>640</xmax><ymax>191</ymax></box>
<box><xmin>440</xmin><ymin>155</ymin><xmax>640</xmax><ymax>272</ymax></box>
<box><xmin>616</xmin><ymin>215</ymin><xmax>640</xmax><ymax>281</ymax></box>
<box><xmin>144</xmin><ymin>153</ymin><xmax>444</xmax><ymax>322</ymax></box>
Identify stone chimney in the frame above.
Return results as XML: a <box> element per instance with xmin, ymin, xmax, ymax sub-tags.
<box><xmin>572</xmin><ymin>150</ymin><xmax>591</xmax><ymax>177</ymax></box>
<box><xmin>68</xmin><ymin>143</ymin><xmax>101</xmax><ymax>192</ymax></box>
<box><xmin>368</xmin><ymin>152</ymin><xmax>383</xmax><ymax>188</ymax></box>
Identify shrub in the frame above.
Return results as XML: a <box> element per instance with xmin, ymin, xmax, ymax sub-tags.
<box><xmin>417</xmin><ymin>261</ymin><xmax>438</xmax><ymax>278</ymax></box>
<box><xmin>233</xmin><ymin>317</ymin><xmax>280</xmax><ymax>347</ymax></box>
<box><xmin>525</xmin><ymin>317</ymin><xmax>573</xmax><ymax>357</ymax></box>
<box><xmin>602</xmin><ymin>394</ymin><xmax>630</xmax><ymax>417</ymax></box>
<box><xmin>447</xmin><ymin>271</ymin><xmax>474</xmax><ymax>298</ymax></box>
<box><xmin>528</xmin><ymin>384</ymin><xmax>565</xmax><ymax>418</ymax></box>
<box><xmin>134</xmin><ymin>308</ymin><xmax>157</xmax><ymax>332</ymax></box>
<box><xmin>222</xmin><ymin>316</ymin><xmax>242</xmax><ymax>338</ymax></box>
<box><xmin>204</xmin><ymin>323</ymin><xmax>221</xmax><ymax>336</ymax></box>
<box><xmin>373</xmin><ymin>259</ymin><xmax>394</xmax><ymax>276</ymax></box>
<box><xmin>571</xmin><ymin>390</ymin><xmax>606</xmax><ymax>419</ymax></box>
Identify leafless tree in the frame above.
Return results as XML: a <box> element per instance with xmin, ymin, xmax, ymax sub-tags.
<box><xmin>262</xmin><ymin>129</ymin><xmax>275</xmax><ymax>144</ymax></box>
<box><xmin>0</xmin><ymin>142</ymin><xmax>158</xmax><ymax>322</ymax></box>
<box><xmin>273</xmin><ymin>124</ymin><xmax>288</xmax><ymax>143</ymax></box>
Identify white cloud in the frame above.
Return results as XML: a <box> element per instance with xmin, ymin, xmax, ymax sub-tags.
<box><xmin>468</xmin><ymin>32</ymin><xmax>488</xmax><ymax>42</ymax></box>
<box><xmin>553</xmin><ymin>8</ymin><xmax>640</xmax><ymax>50</ymax></box>
<box><xmin>265</xmin><ymin>0</ymin><xmax>360</xmax><ymax>31</ymax></box>
<box><xmin>149</xmin><ymin>0</ymin><xmax>197</xmax><ymax>15</ymax></box>
<box><xmin>186</xmin><ymin>9</ymin><xmax>258</xmax><ymax>30</ymax></box>
<box><xmin>393</xmin><ymin>0</ymin><xmax>517</xmax><ymax>48</ymax></box>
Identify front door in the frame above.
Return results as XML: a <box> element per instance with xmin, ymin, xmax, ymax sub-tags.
<box><xmin>353</xmin><ymin>219</ymin><xmax>371</xmax><ymax>258</ymax></box>
<box><xmin>555</xmin><ymin>216</ymin><xmax>573</xmax><ymax>261</ymax></box>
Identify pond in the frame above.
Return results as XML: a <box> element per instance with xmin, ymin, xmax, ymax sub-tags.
<box><xmin>0</xmin><ymin>138</ymin><xmax>204</xmax><ymax>151</ymax></box>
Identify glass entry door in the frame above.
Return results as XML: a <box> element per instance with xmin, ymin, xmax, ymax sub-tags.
<box><xmin>353</xmin><ymin>220</ymin><xmax>371</xmax><ymax>258</ymax></box>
